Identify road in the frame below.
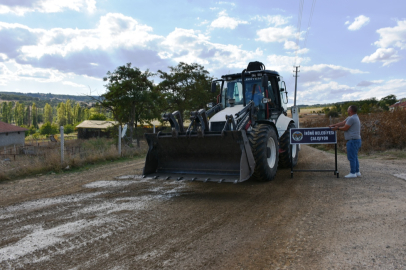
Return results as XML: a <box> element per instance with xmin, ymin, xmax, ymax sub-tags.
<box><xmin>1</xmin><ymin>146</ymin><xmax>406</xmax><ymax>269</ymax></box>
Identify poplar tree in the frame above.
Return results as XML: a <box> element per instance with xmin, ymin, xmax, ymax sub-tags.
<box><xmin>57</xmin><ymin>102</ymin><xmax>67</xmax><ymax>126</ymax></box>
<box><xmin>31</xmin><ymin>103</ymin><xmax>38</xmax><ymax>128</ymax></box>
<box><xmin>44</xmin><ymin>103</ymin><xmax>53</xmax><ymax>123</ymax></box>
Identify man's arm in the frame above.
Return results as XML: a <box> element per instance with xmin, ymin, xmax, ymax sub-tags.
<box><xmin>329</xmin><ymin>120</ymin><xmax>346</xmax><ymax>128</ymax></box>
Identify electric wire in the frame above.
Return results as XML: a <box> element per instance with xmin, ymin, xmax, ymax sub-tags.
<box><xmin>299</xmin><ymin>0</ymin><xmax>317</xmax><ymax>65</ymax></box>
<box><xmin>294</xmin><ymin>0</ymin><xmax>304</xmax><ymax>66</ymax></box>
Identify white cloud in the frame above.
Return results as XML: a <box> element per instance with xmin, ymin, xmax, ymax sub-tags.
<box><xmin>374</xmin><ymin>20</ymin><xmax>406</xmax><ymax>50</ymax></box>
<box><xmin>252</xmin><ymin>15</ymin><xmax>290</xmax><ymax>26</ymax></box>
<box><xmin>62</xmin><ymin>81</ymin><xmax>86</xmax><ymax>88</ymax></box>
<box><xmin>0</xmin><ymin>0</ymin><xmax>96</xmax><ymax>15</ymax></box>
<box><xmin>161</xmin><ymin>28</ymin><xmax>263</xmax><ymax>70</ymax></box>
<box><xmin>300</xmin><ymin>64</ymin><xmax>366</xmax><ymax>84</ymax></box>
<box><xmin>266</xmin><ymin>54</ymin><xmax>310</xmax><ymax>70</ymax></box>
<box><xmin>361</xmin><ymin>48</ymin><xmax>401</xmax><ymax>66</ymax></box>
<box><xmin>358</xmin><ymin>79</ymin><xmax>406</xmax><ymax>99</ymax></box>
<box><xmin>346</xmin><ymin>15</ymin><xmax>370</xmax><ymax>31</ymax></box>
<box><xmin>297</xmin><ymin>81</ymin><xmax>355</xmax><ymax>104</ymax></box>
<box><xmin>256</xmin><ymin>25</ymin><xmax>297</xmax><ymax>43</ymax></box>
<box><xmin>210</xmin><ymin>11</ymin><xmax>248</xmax><ymax>29</ymax></box>
<box><xmin>346</xmin><ymin>79</ymin><xmax>406</xmax><ymax>100</ymax></box>
<box><xmin>1</xmin><ymin>13</ymin><xmax>161</xmax><ymax>59</ymax></box>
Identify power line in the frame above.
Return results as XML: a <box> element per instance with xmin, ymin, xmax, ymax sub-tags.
<box><xmin>294</xmin><ymin>0</ymin><xmax>304</xmax><ymax>66</ymax></box>
<box><xmin>300</xmin><ymin>0</ymin><xmax>317</xmax><ymax>64</ymax></box>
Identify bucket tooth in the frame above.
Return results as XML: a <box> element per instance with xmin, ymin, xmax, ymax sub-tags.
<box><xmin>191</xmin><ymin>177</ymin><xmax>197</xmax><ymax>181</ymax></box>
<box><xmin>153</xmin><ymin>176</ymin><xmax>159</xmax><ymax>179</ymax></box>
<box><xmin>218</xmin><ymin>179</ymin><xmax>224</xmax><ymax>183</ymax></box>
<box><xmin>165</xmin><ymin>176</ymin><xmax>170</xmax><ymax>180</ymax></box>
<box><xmin>204</xmin><ymin>178</ymin><xmax>210</xmax><ymax>182</ymax></box>
<box><xmin>177</xmin><ymin>177</ymin><xmax>183</xmax><ymax>181</ymax></box>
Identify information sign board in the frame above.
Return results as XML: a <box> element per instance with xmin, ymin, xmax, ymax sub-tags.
<box><xmin>290</xmin><ymin>127</ymin><xmax>337</xmax><ymax>145</ymax></box>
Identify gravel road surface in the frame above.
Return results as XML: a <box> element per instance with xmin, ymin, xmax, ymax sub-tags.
<box><xmin>0</xmin><ymin>146</ymin><xmax>405</xmax><ymax>269</ymax></box>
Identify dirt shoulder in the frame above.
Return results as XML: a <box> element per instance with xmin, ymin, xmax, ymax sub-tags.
<box><xmin>1</xmin><ymin>146</ymin><xmax>406</xmax><ymax>269</ymax></box>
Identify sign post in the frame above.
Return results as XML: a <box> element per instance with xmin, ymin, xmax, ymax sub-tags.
<box><xmin>290</xmin><ymin>127</ymin><xmax>339</xmax><ymax>178</ymax></box>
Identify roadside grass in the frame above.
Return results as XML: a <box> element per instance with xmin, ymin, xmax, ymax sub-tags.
<box><xmin>0</xmin><ymin>138</ymin><xmax>148</xmax><ymax>181</ymax></box>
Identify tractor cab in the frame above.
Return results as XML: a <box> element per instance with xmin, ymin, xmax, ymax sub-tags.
<box><xmin>219</xmin><ymin>69</ymin><xmax>288</xmax><ymax>121</ymax></box>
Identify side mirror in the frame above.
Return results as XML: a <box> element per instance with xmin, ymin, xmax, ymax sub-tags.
<box><xmin>211</xmin><ymin>81</ymin><xmax>217</xmax><ymax>93</ymax></box>
<box><xmin>261</xmin><ymin>75</ymin><xmax>268</xmax><ymax>88</ymax></box>
<box><xmin>280</xmin><ymin>81</ymin><xmax>287</xmax><ymax>92</ymax></box>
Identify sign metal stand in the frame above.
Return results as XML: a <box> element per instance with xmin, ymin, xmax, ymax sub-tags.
<box><xmin>290</xmin><ymin>127</ymin><xmax>339</xmax><ymax>178</ymax></box>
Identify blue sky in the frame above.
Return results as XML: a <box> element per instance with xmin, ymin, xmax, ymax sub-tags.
<box><xmin>0</xmin><ymin>0</ymin><xmax>405</xmax><ymax>105</ymax></box>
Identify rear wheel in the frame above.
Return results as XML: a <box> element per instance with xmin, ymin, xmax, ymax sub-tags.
<box><xmin>279</xmin><ymin>123</ymin><xmax>299</xmax><ymax>168</ymax></box>
<box><xmin>248</xmin><ymin>124</ymin><xmax>279</xmax><ymax>182</ymax></box>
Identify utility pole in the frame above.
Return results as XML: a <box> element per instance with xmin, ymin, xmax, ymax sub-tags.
<box><xmin>292</xmin><ymin>66</ymin><xmax>300</xmax><ymax>128</ymax></box>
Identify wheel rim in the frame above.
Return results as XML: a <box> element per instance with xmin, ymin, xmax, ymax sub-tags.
<box><xmin>267</xmin><ymin>136</ymin><xmax>277</xmax><ymax>168</ymax></box>
<box><xmin>292</xmin><ymin>144</ymin><xmax>297</xmax><ymax>159</ymax></box>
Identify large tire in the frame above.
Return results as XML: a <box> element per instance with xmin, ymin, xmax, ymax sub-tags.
<box><xmin>278</xmin><ymin>123</ymin><xmax>299</xmax><ymax>168</ymax></box>
<box><xmin>248</xmin><ymin>124</ymin><xmax>279</xmax><ymax>182</ymax></box>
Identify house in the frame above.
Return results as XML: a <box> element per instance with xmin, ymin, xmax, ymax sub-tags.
<box><xmin>389</xmin><ymin>101</ymin><xmax>406</xmax><ymax>112</ymax></box>
<box><xmin>76</xmin><ymin>120</ymin><xmax>118</xmax><ymax>139</ymax></box>
<box><xmin>0</xmin><ymin>121</ymin><xmax>28</xmax><ymax>147</ymax></box>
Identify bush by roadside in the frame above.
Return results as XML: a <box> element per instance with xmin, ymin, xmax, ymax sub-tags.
<box><xmin>302</xmin><ymin>110</ymin><xmax>406</xmax><ymax>154</ymax></box>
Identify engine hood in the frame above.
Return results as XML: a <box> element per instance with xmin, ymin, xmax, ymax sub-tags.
<box><xmin>209</xmin><ymin>105</ymin><xmax>244</xmax><ymax>123</ymax></box>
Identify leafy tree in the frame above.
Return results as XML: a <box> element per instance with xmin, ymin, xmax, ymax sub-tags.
<box><xmin>29</xmin><ymin>125</ymin><xmax>37</xmax><ymax>135</ymax></box>
<box><xmin>25</xmin><ymin>105</ymin><xmax>31</xmax><ymax>126</ymax></box>
<box><xmin>44</xmin><ymin>103</ymin><xmax>53</xmax><ymax>123</ymax></box>
<box><xmin>66</xmin><ymin>99</ymin><xmax>73</xmax><ymax>125</ymax></box>
<box><xmin>88</xmin><ymin>113</ymin><xmax>107</xmax><ymax>120</ymax></box>
<box><xmin>57</xmin><ymin>102</ymin><xmax>67</xmax><ymax>126</ymax></box>
<box><xmin>157</xmin><ymin>62</ymin><xmax>216</xmax><ymax>120</ymax></box>
<box><xmin>8</xmin><ymin>102</ymin><xmax>14</xmax><ymax>123</ymax></box>
<box><xmin>1</xmin><ymin>102</ymin><xmax>8</xmax><ymax>123</ymax></box>
<box><xmin>101</xmin><ymin>63</ymin><xmax>162</xmax><ymax>146</ymax></box>
<box><xmin>64</xmin><ymin>124</ymin><xmax>74</xmax><ymax>134</ymax></box>
<box><xmin>379</xmin><ymin>94</ymin><xmax>397</xmax><ymax>110</ymax></box>
<box><xmin>31</xmin><ymin>103</ymin><xmax>38</xmax><ymax>128</ymax></box>
<box><xmin>40</xmin><ymin>122</ymin><xmax>58</xmax><ymax>135</ymax></box>
<box><xmin>14</xmin><ymin>102</ymin><xmax>25</xmax><ymax>126</ymax></box>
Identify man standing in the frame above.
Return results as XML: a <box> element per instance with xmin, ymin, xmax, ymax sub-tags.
<box><xmin>330</xmin><ymin>105</ymin><xmax>362</xmax><ymax>178</ymax></box>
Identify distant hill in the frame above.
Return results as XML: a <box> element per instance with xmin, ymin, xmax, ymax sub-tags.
<box><xmin>0</xmin><ymin>92</ymin><xmax>99</xmax><ymax>108</ymax></box>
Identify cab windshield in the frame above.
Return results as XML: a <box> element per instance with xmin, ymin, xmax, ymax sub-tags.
<box><xmin>221</xmin><ymin>77</ymin><xmax>277</xmax><ymax>108</ymax></box>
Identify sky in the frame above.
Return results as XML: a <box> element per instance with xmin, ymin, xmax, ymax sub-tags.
<box><xmin>0</xmin><ymin>0</ymin><xmax>405</xmax><ymax>106</ymax></box>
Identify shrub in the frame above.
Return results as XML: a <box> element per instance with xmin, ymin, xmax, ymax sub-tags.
<box><xmin>40</xmin><ymin>122</ymin><xmax>59</xmax><ymax>135</ymax></box>
<box><xmin>64</xmin><ymin>124</ymin><xmax>74</xmax><ymax>134</ymax></box>
<box><xmin>29</xmin><ymin>125</ymin><xmax>37</xmax><ymax>135</ymax></box>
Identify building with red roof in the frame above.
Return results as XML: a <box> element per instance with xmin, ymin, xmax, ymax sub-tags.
<box><xmin>389</xmin><ymin>101</ymin><xmax>406</xmax><ymax>112</ymax></box>
<box><xmin>0</xmin><ymin>121</ymin><xmax>28</xmax><ymax>147</ymax></box>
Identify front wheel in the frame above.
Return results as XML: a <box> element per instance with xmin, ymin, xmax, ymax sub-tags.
<box><xmin>279</xmin><ymin>122</ymin><xmax>299</xmax><ymax>168</ymax></box>
<box><xmin>248</xmin><ymin>124</ymin><xmax>279</xmax><ymax>182</ymax></box>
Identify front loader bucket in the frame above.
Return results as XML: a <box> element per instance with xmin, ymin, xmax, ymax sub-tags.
<box><xmin>143</xmin><ymin>130</ymin><xmax>255</xmax><ymax>183</ymax></box>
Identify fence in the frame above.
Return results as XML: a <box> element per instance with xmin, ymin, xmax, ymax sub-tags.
<box><xmin>0</xmin><ymin>126</ymin><xmax>148</xmax><ymax>180</ymax></box>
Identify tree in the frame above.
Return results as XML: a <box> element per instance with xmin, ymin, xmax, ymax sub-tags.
<box><xmin>1</xmin><ymin>102</ymin><xmax>8</xmax><ymax>123</ymax></box>
<box><xmin>57</xmin><ymin>102</ymin><xmax>67</xmax><ymax>126</ymax></box>
<box><xmin>40</xmin><ymin>122</ymin><xmax>58</xmax><ymax>135</ymax></box>
<box><xmin>157</xmin><ymin>62</ymin><xmax>216</xmax><ymax>121</ymax></box>
<box><xmin>31</xmin><ymin>103</ymin><xmax>38</xmax><ymax>128</ymax></box>
<box><xmin>89</xmin><ymin>113</ymin><xmax>107</xmax><ymax>120</ymax></box>
<box><xmin>44</xmin><ymin>103</ymin><xmax>53</xmax><ymax>124</ymax></box>
<box><xmin>379</xmin><ymin>95</ymin><xmax>397</xmax><ymax>110</ymax></box>
<box><xmin>66</xmin><ymin>99</ymin><xmax>73</xmax><ymax>125</ymax></box>
<box><xmin>25</xmin><ymin>105</ymin><xmax>31</xmax><ymax>126</ymax></box>
<box><xmin>101</xmin><ymin>63</ymin><xmax>162</xmax><ymax>146</ymax></box>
